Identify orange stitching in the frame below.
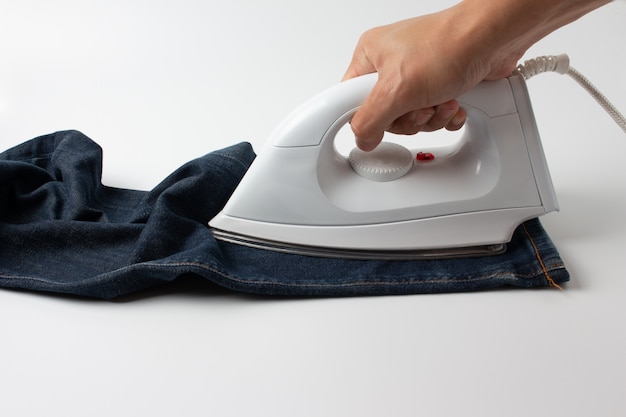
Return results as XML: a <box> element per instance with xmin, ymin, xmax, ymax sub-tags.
<box><xmin>522</xmin><ymin>223</ymin><xmax>563</xmax><ymax>290</ymax></box>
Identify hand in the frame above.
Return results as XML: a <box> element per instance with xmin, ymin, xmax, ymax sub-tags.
<box><xmin>344</xmin><ymin>0</ymin><xmax>611</xmax><ymax>151</ymax></box>
<box><xmin>343</xmin><ymin>4</ymin><xmax>521</xmax><ymax>151</ymax></box>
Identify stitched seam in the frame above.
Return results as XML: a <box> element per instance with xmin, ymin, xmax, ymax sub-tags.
<box><xmin>0</xmin><ymin>259</ymin><xmax>567</xmax><ymax>289</ymax></box>
<box><xmin>194</xmin><ymin>263</ymin><xmax>565</xmax><ymax>288</ymax></box>
<box><xmin>522</xmin><ymin>223</ymin><xmax>563</xmax><ymax>290</ymax></box>
<box><xmin>206</xmin><ymin>268</ymin><xmax>563</xmax><ymax>288</ymax></box>
<box><xmin>104</xmin><ymin>261</ymin><xmax>569</xmax><ymax>288</ymax></box>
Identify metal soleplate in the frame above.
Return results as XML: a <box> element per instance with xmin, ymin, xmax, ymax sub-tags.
<box><xmin>210</xmin><ymin>228</ymin><xmax>507</xmax><ymax>261</ymax></box>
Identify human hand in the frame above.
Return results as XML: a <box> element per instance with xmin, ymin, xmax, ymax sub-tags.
<box><xmin>342</xmin><ymin>2</ymin><xmax>531</xmax><ymax>151</ymax></box>
<box><xmin>344</xmin><ymin>0</ymin><xmax>612</xmax><ymax>151</ymax></box>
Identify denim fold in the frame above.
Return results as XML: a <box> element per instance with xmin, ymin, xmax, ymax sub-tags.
<box><xmin>0</xmin><ymin>131</ymin><xmax>568</xmax><ymax>299</ymax></box>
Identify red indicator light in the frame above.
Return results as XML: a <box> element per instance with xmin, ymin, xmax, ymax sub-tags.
<box><xmin>416</xmin><ymin>152</ymin><xmax>435</xmax><ymax>161</ymax></box>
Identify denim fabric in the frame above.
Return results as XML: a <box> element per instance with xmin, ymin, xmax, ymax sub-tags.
<box><xmin>0</xmin><ymin>130</ymin><xmax>569</xmax><ymax>299</ymax></box>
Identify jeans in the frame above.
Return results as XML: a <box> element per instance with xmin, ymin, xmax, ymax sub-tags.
<box><xmin>0</xmin><ymin>131</ymin><xmax>569</xmax><ymax>299</ymax></box>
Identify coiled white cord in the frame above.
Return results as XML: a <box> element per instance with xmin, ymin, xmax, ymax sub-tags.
<box><xmin>513</xmin><ymin>54</ymin><xmax>626</xmax><ymax>134</ymax></box>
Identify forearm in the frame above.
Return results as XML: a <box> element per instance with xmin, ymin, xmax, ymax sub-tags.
<box><xmin>463</xmin><ymin>0</ymin><xmax>611</xmax><ymax>42</ymax></box>
<box><xmin>456</xmin><ymin>0</ymin><xmax>611</xmax><ymax>74</ymax></box>
<box><xmin>344</xmin><ymin>0</ymin><xmax>613</xmax><ymax>149</ymax></box>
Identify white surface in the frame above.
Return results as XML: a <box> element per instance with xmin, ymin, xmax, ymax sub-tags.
<box><xmin>1</xmin><ymin>1</ymin><xmax>625</xmax><ymax>416</ymax></box>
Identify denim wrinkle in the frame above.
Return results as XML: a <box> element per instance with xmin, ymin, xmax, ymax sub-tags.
<box><xmin>0</xmin><ymin>130</ymin><xmax>569</xmax><ymax>299</ymax></box>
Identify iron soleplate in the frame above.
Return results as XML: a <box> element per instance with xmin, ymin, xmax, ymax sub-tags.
<box><xmin>210</xmin><ymin>228</ymin><xmax>507</xmax><ymax>261</ymax></box>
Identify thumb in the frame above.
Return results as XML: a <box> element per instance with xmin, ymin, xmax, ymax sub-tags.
<box><xmin>350</xmin><ymin>78</ymin><xmax>399</xmax><ymax>151</ymax></box>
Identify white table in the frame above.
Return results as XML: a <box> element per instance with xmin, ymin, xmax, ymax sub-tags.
<box><xmin>1</xmin><ymin>1</ymin><xmax>624</xmax><ymax>416</ymax></box>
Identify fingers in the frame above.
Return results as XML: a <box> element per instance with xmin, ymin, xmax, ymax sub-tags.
<box><xmin>353</xmin><ymin>99</ymin><xmax>468</xmax><ymax>151</ymax></box>
<box><xmin>417</xmin><ymin>100</ymin><xmax>467</xmax><ymax>133</ymax></box>
<box><xmin>341</xmin><ymin>33</ymin><xmax>378</xmax><ymax>82</ymax></box>
<box><xmin>342</xmin><ymin>58</ymin><xmax>374</xmax><ymax>82</ymax></box>
<box><xmin>387</xmin><ymin>101</ymin><xmax>467</xmax><ymax>135</ymax></box>
<box><xmin>343</xmin><ymin>16</ymin><xmax>473</xmax><ymax>151</ymax></box>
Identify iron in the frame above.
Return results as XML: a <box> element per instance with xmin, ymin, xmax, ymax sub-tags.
<box><xmin>208</xmin><ymin>73</ymin><xmax>558</xmax><ymax>260</ymax></box>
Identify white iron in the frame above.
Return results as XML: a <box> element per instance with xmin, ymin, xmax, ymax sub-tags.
<box><xmin>209</xmin><ymin>73</ymin><xmax>559</xmax><ymax>259</ymax></box>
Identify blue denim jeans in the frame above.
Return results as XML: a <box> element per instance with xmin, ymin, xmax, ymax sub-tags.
<box><xmin>0</xmin><ymin>131</ymin><xmax>568</xmax><ymax>299</ymax></box>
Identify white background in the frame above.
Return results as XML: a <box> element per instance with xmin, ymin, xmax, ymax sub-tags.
<box><xmin>1</xmin><ymin>1</ymin><xmax>625</xmax><ymax>416</ymax></box>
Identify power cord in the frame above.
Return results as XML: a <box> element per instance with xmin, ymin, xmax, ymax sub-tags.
<box><xmin>513</xmin><ymin>54</ymin><xmax>626</xmax><ymax>134</ymax></box>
